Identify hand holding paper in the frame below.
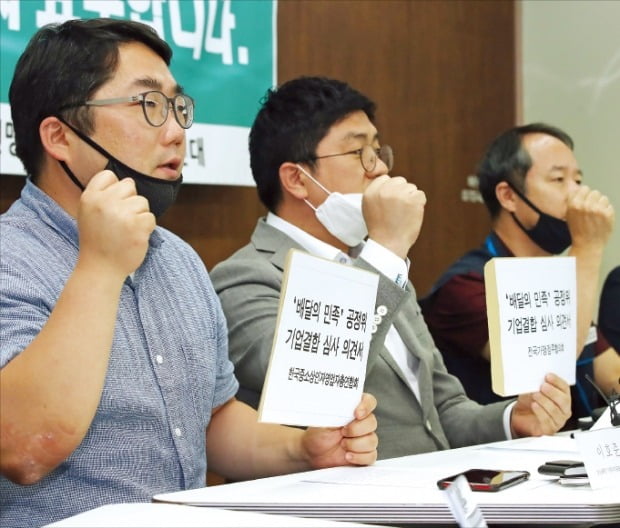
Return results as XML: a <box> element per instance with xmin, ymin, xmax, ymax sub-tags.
<box><xmin>301</xmin><ymin>393</ymin><xmax>378</xmax><ymax>469</ymax></box>
<box><xmin>484</xmin><ymin>256</ymin><xmax>577</xmax><ymax>396</ymax></box>
<box><xmin>510</xmin><ymin>373</ymin><xmax>571</xmax><ymax>437</ymax></box>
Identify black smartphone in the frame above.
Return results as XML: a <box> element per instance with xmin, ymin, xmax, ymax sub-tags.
<box><xmin>537</xmin><ymin>460</ymin><xmax>586</xmax><ymax>477</ymax></box>
<box><xmin>436</xmin><ymin>469</ymin><xmax>530</xmax><ymax>492</ymax></box>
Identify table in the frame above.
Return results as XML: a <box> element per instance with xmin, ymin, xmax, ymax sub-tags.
<box><xmin>153</xmin><ymin>435</ymin><xmax>620</xmax><ymax>526</ymax></box>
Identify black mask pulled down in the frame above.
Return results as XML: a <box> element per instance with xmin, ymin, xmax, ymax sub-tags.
<box><xmin>507</xmin><ymin>181</ymin><xmax>572</xmax><ymax>254</ymax></box>
<box><xmin>57</xmin><ymin>117</ymin><xmax>182</xmax><ymax>218</ymax></box>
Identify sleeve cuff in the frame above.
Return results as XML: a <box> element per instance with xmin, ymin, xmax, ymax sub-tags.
<box><xmin>503</xmin><ymin>401</ymin><xmax>516</xmax><ymax>439</ymax></box>
<box><xmin>361</xmin><ymin>239</ymin><xmax>410</xmax><ymax>288</ymax></box>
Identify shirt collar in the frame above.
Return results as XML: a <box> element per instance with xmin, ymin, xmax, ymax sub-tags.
<box><xmin>21</xmin><ymin>178</ymin><xmax>80</xmax><ymax>248</ymax></box>
<box><xmin>265</xmin><ymin>212</ymin><xmax>350</xmax><ymax>262</ymax></box>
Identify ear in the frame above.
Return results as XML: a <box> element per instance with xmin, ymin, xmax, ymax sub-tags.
<box><xmin>39</xmin><ymin>116</ymin><xmax>71</xmax><ymax>162</ymax></box>
<box><xmin>279</xmin><ymin>161</ymin><xmax>310</xmax><ymax>200</ymax></box>
<box><xmin>495</xmin><ymin>181</ymin><xmax>518</xmax><ymax>213</ymax></box>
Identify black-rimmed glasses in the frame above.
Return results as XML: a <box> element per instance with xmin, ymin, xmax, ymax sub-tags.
<box><xmin>63</xmin><ymin>90</ymin><xmax>195</xmax><ymax>129</ymax></box>
<box><xmin>311</xmin><ymin>144</ymin><xmax>394</xmax><ymax>173</ymax></box>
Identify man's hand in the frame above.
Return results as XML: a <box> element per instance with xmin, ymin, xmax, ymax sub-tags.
<box><xmin>510</xmin><ymin>373</ymin><xmax>571</xmax><ymax>437</ymax></box>
<box><xmin>567</xmin><ymin>185</ymin><xmax>614</xmax><ymax>354</ymax></box>
<box><xmin>567</xmin><ymin>185</ymin><xmax>614</xmax><ymax>251</ymax></box>
<box><xmin>77</xmin><ymin>170</ymin><xmax>155</xmax><ymax>279</ymax></box>
<box><xmin>301</xmin><ymin>393</ymin><xmax>378</xmax><ymax>469</ymax></box>
<box><xmin>363</xmin><ymin>175</ymin><xmax>427</xmax><ymax>259</ymax></box>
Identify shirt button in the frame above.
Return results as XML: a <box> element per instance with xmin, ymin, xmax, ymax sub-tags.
<box><xmin>377</xmin><ymin>305</ymin><xmax>388</xmax><ymax>316</ymax></box>
<box><xmin>174</xmin><ymin>427</ymin><xmax>182</xmax><ymax>437</ymax></box>
<box><xmin>155</xmin><ymin>355</ymin><xmax>164</xmax><ymax>365</ymax></box>
<box><xmin>374</xmin><ymin>314</ymin><xmax>382</xmax><ymax>325</ymax></box>
<box><xmin>371</xmin><ymin>323</ymin><xmax>378</xmax><ymax>335</ymax></box>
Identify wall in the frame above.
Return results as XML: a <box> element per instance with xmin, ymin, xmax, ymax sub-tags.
<box><xmin>522</xmin><ymin>0</ymin><xmax>620</xmax><ymax>301</ymax></box>
<box><xmin>0</xmin><ymin>0</ymin><xmax>517</xmax><ymax>296</ymax></box>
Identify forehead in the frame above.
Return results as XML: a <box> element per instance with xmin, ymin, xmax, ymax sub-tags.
<box><xmin>98</xmin><ymin>41</ymin><xmax>178</xmax><ymax>95</ymax></box>
<box><xmin>523</xmin><ymin>133</ymin><xmax>579</xmax><ymax>173</ymax></box>
<box><xmin>319</xmin><ymin>110</ymin><xmax>378</xmax><ymax>148</ymax></box>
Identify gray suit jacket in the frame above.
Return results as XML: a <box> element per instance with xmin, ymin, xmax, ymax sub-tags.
<box><xmin>211</xmin><ymin>218</ymin><xmax>509</xmax><ymax>459</ymax></box>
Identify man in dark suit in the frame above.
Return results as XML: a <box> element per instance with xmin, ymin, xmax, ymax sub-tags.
<box><xmin>211</xmin><ymin>77</ymin><xmax>571</xmax><ymax>460</ymax></box>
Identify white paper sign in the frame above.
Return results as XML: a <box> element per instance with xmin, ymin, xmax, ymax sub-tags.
<box><xmin>443</xmin><ymin>475</ymin><xmax>488</xmax><ymax>528</ymax></box>
<box><xmin>258</xmin><ymin>250</ymin><xmax>379</xmax><ymax>427</ymax></box>
<box><xmin>574</xmin><ymin>427</ymin><xmax>620</xmax><ymax>489</ymax></box>
<box><xmin>484</xmin><ymin>256</ymin><xmax>577</xmax><ymax>396</ymax></box>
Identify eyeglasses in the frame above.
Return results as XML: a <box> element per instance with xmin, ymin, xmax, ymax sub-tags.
<box><xmin>311</xmin><ymin>144</ymin><xmax>394</xmax><ymax>173</ymax></box>
<box><xmin>63</xmin><ymin>90</ymin><xmax>195</xmax><ymax>129</ymax></box>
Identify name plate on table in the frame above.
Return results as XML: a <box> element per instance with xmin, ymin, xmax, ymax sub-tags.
<box><xmin>574</xmin><ymin>427</ymin><xmax>620</xmax><ymax>489</ymax></box>
<box><xmin>484</xmin><ymin>256</ymin><xmax>576</xmax><ymax>396</ymax></box>
<box><xmin>258</xmin><ymin>250</ymin><xmax>379</xmax><ymax>427</ymax></box>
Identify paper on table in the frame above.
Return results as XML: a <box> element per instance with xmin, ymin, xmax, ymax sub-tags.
<box><xmin>301</xmin><ymin>466</ymin><xmax>437</xmax><ymax>488</ymax></box>
<box><xmin>574</xmin><ymin>426</ymin><xmax>620</xmax><ymax>489</ymax></box>
<box><xmin>590</xmin><ymin>406</ymin><xmax>612</xmax><ymax>430</ymax></box>
<box><xmin>476</xmin><ymin>435</ymin><xmax>579</xmax><ymax>454</ymax></box>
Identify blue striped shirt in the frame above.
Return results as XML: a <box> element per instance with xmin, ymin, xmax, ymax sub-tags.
<box><xmin>0</xmin><ymin>179</ymin><xmax>238</xmax><ymax>527</ymax></box>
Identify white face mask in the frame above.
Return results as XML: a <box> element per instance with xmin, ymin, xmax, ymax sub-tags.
<box><xmin>297</xmin><ymin>164</ymin><xmax>368</xmax><ymax>247</ymax></box>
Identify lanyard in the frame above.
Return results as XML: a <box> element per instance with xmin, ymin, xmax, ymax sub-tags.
<box><xmin>485</xmin><ymin>235</ymin><xmax>499</xmax><ymax>257</ymax></box>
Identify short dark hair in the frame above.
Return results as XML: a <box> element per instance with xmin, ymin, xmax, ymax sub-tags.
<box><xmin>9</xmin><ymin>18</ymin><xmax>172</xmax><ymax>178</ymax></box>
<box><xmin>477</xmin><ymin>123</ymin><xmax>574</xmax><ymax>217</ymax></box>
<box><xmin>249</xmin><ymin>76</ymin><xmax>376</xmax><ymax>212</ymax></box>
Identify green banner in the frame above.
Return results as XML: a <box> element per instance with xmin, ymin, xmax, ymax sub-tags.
<box><xmin>0</xmin><ymin>0</ymin><xmax>276</xmax><ymax>185</ymax></box>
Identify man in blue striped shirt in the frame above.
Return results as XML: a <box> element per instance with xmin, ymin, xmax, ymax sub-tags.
<box><xmin>0</xmin><ymin>18</ymin><xmax>378</xmax><ymax>527</ymax></box>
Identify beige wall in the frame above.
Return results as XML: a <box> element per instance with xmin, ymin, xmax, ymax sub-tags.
<box><xmin>522</xmin><ymin>0</ymin><xmax>620</xmax><ymax>307</ymax></box>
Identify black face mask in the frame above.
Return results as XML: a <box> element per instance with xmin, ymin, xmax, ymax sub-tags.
<box><xmin>507</xmin><ymin>181</ymin><xmax>572</xmax><ymax>254</ymax></box>
<box><xmin>56</xmin><ymin>117</ymin><xmax>182</xmax><ymax>218</ymax></box>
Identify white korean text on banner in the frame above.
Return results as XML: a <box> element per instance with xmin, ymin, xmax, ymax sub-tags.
<box><xmin>0</xmin><ymin>0</ymin><xmax>276</xmax><ymax>185</ymax></box>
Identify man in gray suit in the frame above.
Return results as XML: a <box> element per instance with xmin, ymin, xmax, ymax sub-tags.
<box><xmin>211</xmin><ymin>76</ymin><xmax>571</xmax><ymax>460</ymax></box>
